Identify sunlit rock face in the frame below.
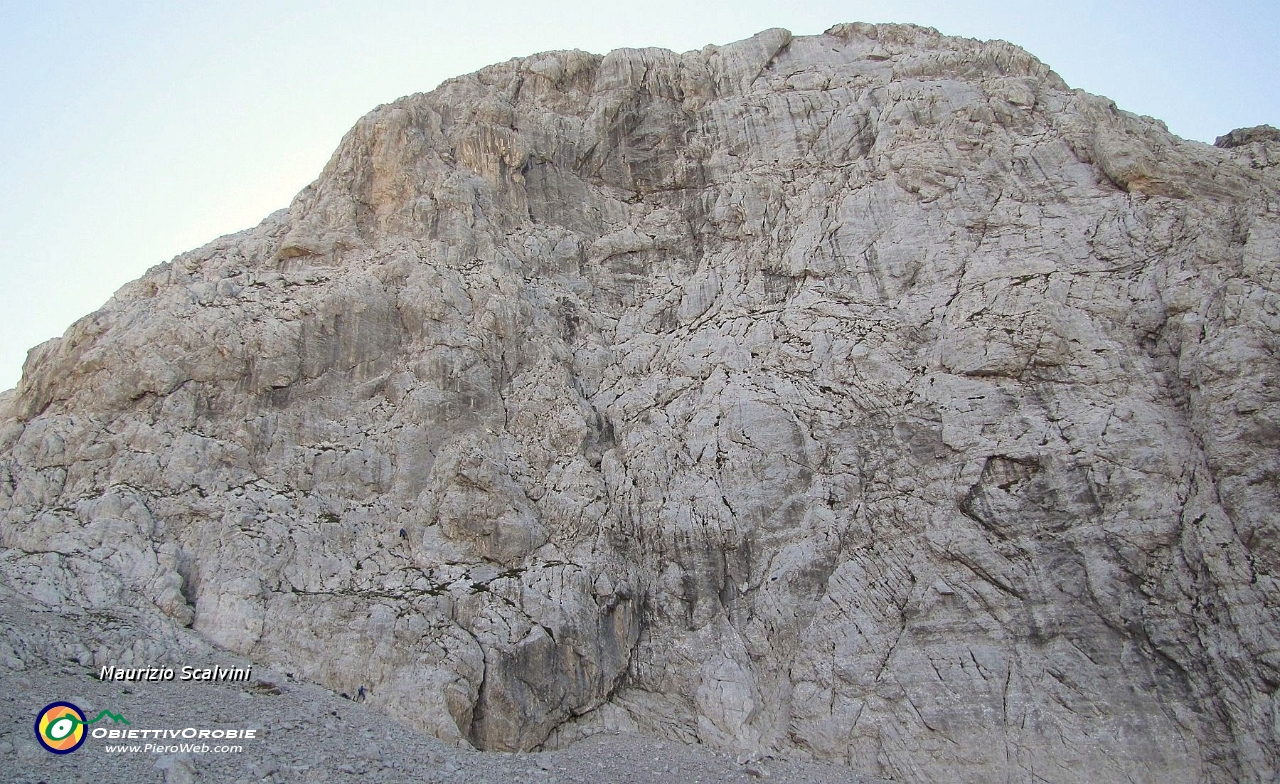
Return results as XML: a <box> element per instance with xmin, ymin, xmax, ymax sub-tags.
<box><xmin>3</xmin><ymin>22</ymin><xmax>1279</xmax><ymax>782</ymax></box>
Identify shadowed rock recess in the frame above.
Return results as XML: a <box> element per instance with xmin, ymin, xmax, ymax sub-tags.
<box><xmin>2</xmin><ymin>23</ymin><xmax>1278</xmax><ymax>782</ymax></box>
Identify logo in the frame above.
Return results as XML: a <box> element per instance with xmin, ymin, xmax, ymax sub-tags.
<box><xmin>34</xmin><ymin>701</ymin><xmax>129</xmax><ymax>754</ymax></box>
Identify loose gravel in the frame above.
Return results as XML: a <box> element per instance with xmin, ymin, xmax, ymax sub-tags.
<box><xmin>0</xmin><ymin>587</ymin><xmax>885</xmax><ymax>783</ymax></box>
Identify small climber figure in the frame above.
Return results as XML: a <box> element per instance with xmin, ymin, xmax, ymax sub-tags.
<box><xmin>356</xmin><ymin>685</ymin><xmax>367</xmax><ymax>703</ymax></box>
<box><xmin>398</xmin><ymin>528</ymin><xmax>408</xmax><ymax>541</ymax></box>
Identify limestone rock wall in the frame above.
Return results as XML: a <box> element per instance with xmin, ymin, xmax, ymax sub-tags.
<box><xmin>3</xmin><ymin>23</ymin><xmax>1279</xmax><ymax>782</ymax></box>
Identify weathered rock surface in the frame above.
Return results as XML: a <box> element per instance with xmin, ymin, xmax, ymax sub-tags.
<box><xmin>2</xmin><ymin>22</ymin><xmax>1279</xmax><ymax>783</ymax></box>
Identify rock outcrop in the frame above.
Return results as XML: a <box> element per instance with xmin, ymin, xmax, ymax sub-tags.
<box><xmin>2</xmin><ymin>22</ymin><xmax>1278</xmax><ymax>783</ymax></box>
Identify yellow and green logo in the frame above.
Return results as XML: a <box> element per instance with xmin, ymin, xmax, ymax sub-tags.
<box><xmin>34</xmin><ymin>701</ymin><xmax>129</xmax><ymax>754</ymax></box>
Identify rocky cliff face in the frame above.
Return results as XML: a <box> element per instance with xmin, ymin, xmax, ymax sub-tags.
<box><xmin>2</xmin><ymin>23</ymin><xmax>1278</xmax><ymax>783</ymax></box>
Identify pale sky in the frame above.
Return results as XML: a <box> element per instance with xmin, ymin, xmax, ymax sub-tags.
<box><xmin>2</xmin><ymin>0</ymin><xmax>1276</xmax><ymax>392</ymax></box>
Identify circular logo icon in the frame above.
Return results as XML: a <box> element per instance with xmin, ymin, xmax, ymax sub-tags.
<box><xmin>35</xmin><ymin>702</ymin><xmax>87</xmax><ymax>754</ymax></box>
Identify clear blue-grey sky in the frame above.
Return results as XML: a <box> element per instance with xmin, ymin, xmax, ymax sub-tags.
<box><xmin>1</xmin><ymin>0</ymin><xmax>1276</xmax><ymax>392</ymax></box>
